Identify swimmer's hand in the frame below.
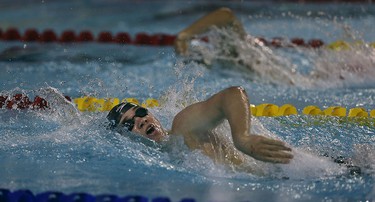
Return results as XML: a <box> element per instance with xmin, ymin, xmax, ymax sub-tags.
<box><xmin>234</xmin><ymin>134</ymin><xmax>293</xmax><ymax>164</ymax></box>
<box><xmin>174</xmin><ymin>32</ymin><xmax>190</xmax><ymax>55</ymax></box>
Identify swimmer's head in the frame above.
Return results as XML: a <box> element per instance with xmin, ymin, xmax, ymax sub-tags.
<box><xmin>107</xmin><ymin>102</ymin><xmax>167</xmax><ymax>142</ymax></box>
<box><xmin>107</xmin><ymin>102</ymin><xmax>137</xmax><ymax>127</ymax></box>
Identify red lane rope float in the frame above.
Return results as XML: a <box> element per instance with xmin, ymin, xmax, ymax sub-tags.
<box><xmin>116</xmin><ymin>32</ymin><xmax>132</xmax><ymax>44</ymax></box>
<box><xmin>262</xmin><ymin>37</ymin><xmax>324</xmax><ymax>48</ymax></box>
<box><xmin>41</xmin><ymin>29</ymin><xmax>58</xmax><ymax>42</ymax></box>
<box><xmin>0</xmin><ymin>94</ymin><xmax>53</xmax><ymax>110</ymax></box>
<box><xmin>60</xmin><ymin>30</ymin><xmax>76</xmax><ymax>43</ymax></box>
<box><xmin>23</xmin><ymin>29</ymin><xmax>40</xmax><ymax>41</ymax></box>
<box><xmin>78</xmin><ymin>30</ymin><xmax>94</xmax><ymax>42</ymax></box>
<box><xmin>0</xmin><ymin>27</ymin><xmax>327</xmax><ymax>48</ymax></box>
<box><xmin>97</xmin><ymin>31</ymin><xmax>113</xmax><ymax>42</ymax></box>
<box><xmin>2</xmin><ymin>27</ymin><xmax>22</xmax><ymax>41</ymax></box>
<box><xmin>0</xmin><ymin>27</ymin><xmax>177</xmax><ymax>46</ymax></box>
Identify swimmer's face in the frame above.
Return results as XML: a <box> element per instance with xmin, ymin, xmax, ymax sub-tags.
<box><xmin>119</xmin><ymin>106</ymin><xmax>167</xmax><ymax>142</ymax></box>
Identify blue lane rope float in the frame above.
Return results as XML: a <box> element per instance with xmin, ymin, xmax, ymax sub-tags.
<box><xmin>2</xmin><ymin>27</ymin><xmax>374</xmax><ymax>49</ymax></box>
<box><xmin>0</xmin><ymin>188</ymin><xmax>196</xmax><ymax>202</ymax></box>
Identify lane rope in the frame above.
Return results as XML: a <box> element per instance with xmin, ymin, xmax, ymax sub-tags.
<box><xmin>0</xmin><ymin>188</ymin><xmax>195</xmax><ymax>202</ymax></box>
<box><xmin>1</xmin><ymin>27</ymin><xmax>374</xmax><ymax>49</ymax></box>
<box><xmin>1</xmin><ymin>94</ymin><xmax>374</xmax><ymax>119</ymax></box>
<box><xmin>0</xmin><ymin>28</ymin><xmax>175</xmax><ymax>46</ymax></box>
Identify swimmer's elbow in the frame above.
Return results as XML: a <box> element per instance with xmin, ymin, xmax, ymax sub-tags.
<box><xmin>215</xmin><ymin>7</ymin><xmax>246</xmax><ymax>38</ymax></box>
<box><xmin>225</xmin><ymin>86</ymin><xmax>247</xmax><ymax>96</ymax></box>
<box><xmin>217</xmin><ymin>7</ymin><xmax>235</xmax><ymax>17</ymax></box>
<box><xmin>217</xmin><ymin>86</ymin><xmax>249</xmax><ymax>104</ymax></box>
<box><xmin>216</xmin><ymin>7</ymin><xmax>237</xmax><ymax>21</ymax></box>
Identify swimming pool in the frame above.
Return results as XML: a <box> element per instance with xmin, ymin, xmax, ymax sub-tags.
<box><xmin>1</xmin><ymin>1</ymin><xmax>375</xmax><ymax>201</ymax></box>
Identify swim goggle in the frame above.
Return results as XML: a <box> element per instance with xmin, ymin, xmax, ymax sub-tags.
<box><xmin>120</xmin><ymin>106</ymin><xmax>148</xmax><ymax>131</ymax></box>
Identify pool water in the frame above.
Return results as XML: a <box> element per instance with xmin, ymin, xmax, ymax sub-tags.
<box><xmin>1</xmin><ymin>1</ymin><xmax>375</xmax><ymax>201</ymax></box>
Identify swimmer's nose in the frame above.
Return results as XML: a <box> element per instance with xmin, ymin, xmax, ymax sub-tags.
<box><xmin>134</xmin><ymin>116</ymin><xmax>147</xmax><ymax>130</ymax></box>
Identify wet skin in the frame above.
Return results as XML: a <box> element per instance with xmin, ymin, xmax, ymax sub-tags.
<box><xmin>119</xmin><ymin>106</ymin><xmax>167</xmax><ymax>142</ymax></box>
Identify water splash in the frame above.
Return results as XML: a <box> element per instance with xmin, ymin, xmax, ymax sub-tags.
<box><xmin>308</xmin><ymin>46</ymin><xmax>375</xmax><ymax>88</ymax></box>
<box><xmin>184</xmin><ymin>25</ymin><xmax>375</xmax><ymax>89</ymax></box>
<box><xmin>1</xmin><ymin>76</ymin><xmax>370</xmax><ymax>184</ymax></box>
<box><xmin>186</xmin><ymin>27</ymin><xmax>303</xmax><ymax>86</ymax></box>
<box><xmin>36</xmin><ymin>86</ymin><xmax>83</xmax><ymax>125</ymax></box>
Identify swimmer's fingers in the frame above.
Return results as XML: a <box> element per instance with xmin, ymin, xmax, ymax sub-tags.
<box><xmin>263</xmin><ymin>143</ymin><xmax>292</xmax><ymax>152</ymax></box>
<box><xmin>254</xmin><ymin>149</ymin><xmax>293</xmax><ymax>164</ymax></box>
<box><xmin>261</xmin><ymin>156</ymin><xmax>293</xmax><ymax>164</ymax></box>
<box><xmin>261</xmin><ymin>138</ymin><xmax>292</xmax><ymax>151</ymax></box>
<box><xmin>237</xmin><ymin>134</ymin><xmax>293</xmax><ymax>164</ymax></box>
<box><xmin>174</xmin><ymin>32</ymin><xmax>189</xmax><ymax>55</ymax></box>
<box><xmin>264</xmin><ymin>150</ymin><xmax>293</xmax><ymax>159</ymax></box>
<box><xmin>245</xmin><ymin>135</ymin><xmax>293</xmax><ymax>163</ymax></box>
<box><xmin>174</xmin><ymin>36</ymin><xmax>189</xmax><ymax>55</ymax></box>
<box><xmin>261</xmin><ymin>137</ymin><xmax>289</xmax><ymax>146</ymax></box>
<box><xmin>261</xmin><ymin>141</ymin><xmax>294</xmax><ymax>163</ymax></box>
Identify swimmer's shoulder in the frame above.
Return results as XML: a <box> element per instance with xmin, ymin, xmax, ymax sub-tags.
<box><xmin>171</xmin><ymin>112</ymin><xmax>212</xmax><ymax>151</ymax></box>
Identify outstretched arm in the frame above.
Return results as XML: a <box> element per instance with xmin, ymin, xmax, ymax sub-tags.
<box><xmin>175</xmin><ymin>7</ymin><xmax>246</xmax><ymax>55</ymax></box>
<box><xmin>171</xmin><ymin>86</ymin><xmax>293</xmax><ymax>164</ymax></box>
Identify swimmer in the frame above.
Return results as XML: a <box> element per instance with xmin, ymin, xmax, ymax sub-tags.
<box><xmin>174</xmin><ymin>7</ymin><xmax>297</xmax><ymax>85</ymax></box>
<box><xmin>174</xmin><ymin>7</ymin><xmax>246</xmax><ymax>56</ymax></box>
<box><xmin>107</xmin><ymin>86</ymin><xmax>294</xmax><ymax>170</ymax></box>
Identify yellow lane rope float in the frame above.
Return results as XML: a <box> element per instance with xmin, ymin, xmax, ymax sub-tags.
<box><xmin>326</xmin><ymin>40</ymin><xmax>375</xmax><ymax>51</ymax></box>
<box><xmin>73</xmin><ymin>97</ymin><xmax>375</xmax><ymax>119</ymax></box>
<box><xmin>73</xmin><ymin>97</ymin><xmax>159</xmax><ymax>112</ymax></box>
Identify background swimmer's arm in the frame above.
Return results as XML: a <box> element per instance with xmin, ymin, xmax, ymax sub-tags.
<box><xmin>175</xmin><ymin>7</ymin><xmax>246</xmax><ymax>55</ymax></box>
<box><xmin>171</xmin><ymin>86</ymin><xmax>293</xmax><ymax>164</ymax></box>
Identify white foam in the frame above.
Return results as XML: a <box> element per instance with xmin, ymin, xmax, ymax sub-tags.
<box><xmin>186</xmin><ymin>27</ymin><xmax>375</xmax><ymax>89</ymax></box>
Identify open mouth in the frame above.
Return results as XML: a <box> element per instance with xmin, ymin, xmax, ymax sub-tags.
<box><xmin>146</xmin><ymin>124</ymin><xmax>155</xmax><ymax>136</ymax></box>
